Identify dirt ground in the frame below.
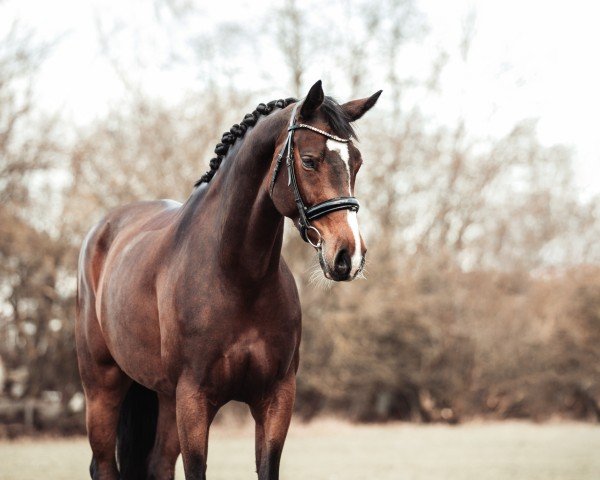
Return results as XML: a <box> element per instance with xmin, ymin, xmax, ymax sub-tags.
<box><xmin>0</xmin><ymin>420</ymin><xmax>599</xmax><ymax>480</ymax></box>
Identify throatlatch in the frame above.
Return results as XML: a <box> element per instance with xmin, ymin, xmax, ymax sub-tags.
<box><xmin>270</xmin><ymin>102</ymin><xmax>360</xmax><ymax>248</ymax></box>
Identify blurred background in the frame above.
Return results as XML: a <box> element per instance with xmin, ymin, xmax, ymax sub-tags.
<box><xmin>1</xmin><ymin>0</ymin><xmax>600</xmax><ymax>476</ymax></box>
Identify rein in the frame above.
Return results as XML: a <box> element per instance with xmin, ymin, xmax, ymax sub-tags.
<box><xmin>270</xmin><ymin>102</ymin><xmax>360</xmax><ymax>248</ymax></box>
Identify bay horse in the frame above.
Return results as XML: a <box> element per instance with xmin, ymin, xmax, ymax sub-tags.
<box><xmin>76</xmin><ymin>80</ymin><xmax>381</xmax><ymax>480</ymax></box>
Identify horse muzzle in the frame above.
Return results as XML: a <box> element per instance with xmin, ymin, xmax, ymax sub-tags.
<box><xmin>318</xmin><ymin>238</ymin><xmax>366</xmax><ymax>282</ymax></box>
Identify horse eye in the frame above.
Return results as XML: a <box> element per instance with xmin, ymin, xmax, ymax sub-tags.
<box><xmin>301</xmin><ymin>158</ymin><xmax>316</xmax><ymax>170</ymax></box>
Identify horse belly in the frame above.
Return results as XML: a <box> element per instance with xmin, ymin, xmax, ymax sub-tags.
<box><xmin>97</xmin><ymin>246</ymin><xmax>172</xmax><ymax>393</ymax></box>
<box><xmin>101</xmin><ymin>305</ymin><xmax>171</xmax><ymax>392</ymax></box>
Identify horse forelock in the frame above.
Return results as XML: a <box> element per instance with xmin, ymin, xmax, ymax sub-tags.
<box><xmin>319</xmin><ymin>96</ymin><xmax>356</xmax><ymax>140</ymax></box>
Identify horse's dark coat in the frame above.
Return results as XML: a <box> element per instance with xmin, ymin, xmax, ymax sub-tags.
<box><xmin>76</xmin><ymin>82</ymin><xmax>380</xmax><ymax>480</ymax></box>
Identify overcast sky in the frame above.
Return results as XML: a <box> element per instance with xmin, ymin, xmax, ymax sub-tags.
<box><xmin>3</xmin><ymin>0</ymin><xmax>599</xmax><ymax>195</ymax></box>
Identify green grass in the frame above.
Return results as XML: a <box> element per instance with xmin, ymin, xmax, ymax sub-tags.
<box><xmin>0</xmin><ymin>421</ymin><xmax>599</xmax><ymax>480</ymax></box>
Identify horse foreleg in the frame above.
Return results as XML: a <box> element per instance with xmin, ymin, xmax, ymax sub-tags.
<box><xmin>148</xmin><ymin>394</ymin><xmax>181</xmax><ymax>480</ymax></box>
<box><xmin>252</xmin><ymin>375</ymin><xmax>296</xmax><ymax>480</ymax></box>
<box><xmin>176</xmin><ymin>381</ymin><xmax>217</xmax><ymax>480</ymax></box>
<box><xmin>252</xmin><ymin>418</ymin><xmax>265</xmax><ymax>475</ymax></box>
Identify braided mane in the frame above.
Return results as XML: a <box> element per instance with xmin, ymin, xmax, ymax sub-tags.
<box><xmin>194</xmin><ymin>95</ymin><xmax>356</xmax><ymax>187</ymax></box>
<box><xmin>194</xmin><ymin>97</ymin><xmax>297</xmax><ymax>186</ymax></box>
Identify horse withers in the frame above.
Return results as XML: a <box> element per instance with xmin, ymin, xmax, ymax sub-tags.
<box><xmin>76</xmin><ymin>80</ymin><xmax>381</xmax><ymax>480</ymax></box>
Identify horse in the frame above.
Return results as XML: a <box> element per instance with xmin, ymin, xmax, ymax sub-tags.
<box><xmin>76</xmin><ymin>80</ymin><xmax>381</xmax><ymax>480</ymax></box>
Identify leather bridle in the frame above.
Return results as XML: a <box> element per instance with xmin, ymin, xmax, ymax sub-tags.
<box><xmin>269</xmin><ymin>102</ymin><xmax>360</xmax><ymax>249</ymax></box>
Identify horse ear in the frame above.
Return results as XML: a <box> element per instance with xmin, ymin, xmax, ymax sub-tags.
<box><xmin>300</xmin><ymin>80</ymin><xmax>325</xmax><ymax>118</ymax></box>
<box><xmin>342</xmin><ymin>90</ymin><xmax>383</xmax><ymax>122</ymax></box>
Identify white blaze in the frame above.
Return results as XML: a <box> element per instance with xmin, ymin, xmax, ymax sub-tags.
<box><xmin>326</xmin><ymin>139</ymin><xmax>362</xmax><ymax>274</ymax></box>
<box><xmin>347</xmin><ymin>210</ymin><xmax>362</xmax><ymax>274</ymax></box>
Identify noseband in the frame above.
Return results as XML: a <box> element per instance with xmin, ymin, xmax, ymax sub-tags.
<box><xmin>269</xmin><ymin>102</ymin><xmax>360</xmax><ymax>248</ymax></box>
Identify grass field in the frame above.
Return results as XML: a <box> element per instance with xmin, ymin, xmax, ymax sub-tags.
<box><xmin>0</xmin><ymin>420</ymin><xmax>599</xmax><ymax>480</ymax></box>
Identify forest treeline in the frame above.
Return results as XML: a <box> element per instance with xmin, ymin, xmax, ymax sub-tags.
<box><xmin>1</xmin><ymin>0</ymin><xmax>599</xmax><ymax>436</ymax></box>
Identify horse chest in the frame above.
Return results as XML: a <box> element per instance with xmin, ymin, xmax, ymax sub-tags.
<box><xmin>166</xmin><ymin>273</ymin><xmax>302</xmax><ymax>400</ymax></box>
<box><xmin>203</xmin><ymin>327</ymin><xmax>298</xmax><ymax>401</ymax></box>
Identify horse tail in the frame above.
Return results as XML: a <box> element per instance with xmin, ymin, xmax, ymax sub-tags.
<box><xmin>116</xmin><ymin>382</ymin><xmax>159</xmax><ymax>480</ymax></box>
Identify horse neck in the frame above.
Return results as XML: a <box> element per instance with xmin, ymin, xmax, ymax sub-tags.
<box><xmin>178</xmin><ymin>110</ymin><xmax>289</xmax><ymax>282</ymax></box>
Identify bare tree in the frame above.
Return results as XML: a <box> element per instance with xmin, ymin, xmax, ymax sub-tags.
<box><xmin>275</xmin><ymin>0</ymin><xmax>306</xmax><ymax>97</ymax></box>
<box><xmin>2</xmin><ymin>0</ymin><xmax>600</xmax><ymax>433</ymax></box>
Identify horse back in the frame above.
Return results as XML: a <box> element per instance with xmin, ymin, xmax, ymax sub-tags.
<box><xmin>78</xmin><ymin>200</ymin><xmax>181</xmax><ymax>297</ymax></box>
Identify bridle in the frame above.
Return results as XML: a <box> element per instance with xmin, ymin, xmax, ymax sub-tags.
<box><xmin>269</xmin><ymin>102</ymin><xmax>360</xmax><ymax>249</ymax></box>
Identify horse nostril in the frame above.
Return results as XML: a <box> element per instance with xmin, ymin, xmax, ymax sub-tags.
<box><xmin>333</xmin><ymin>249</ymin><xmax>352</xmax><ymax>278</ymax></box>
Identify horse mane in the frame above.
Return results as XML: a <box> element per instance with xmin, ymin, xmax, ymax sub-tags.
<box><xmin>194</xmin><ymin>96</ymin><xmax>356</xmax><ymax>187</ymax></box>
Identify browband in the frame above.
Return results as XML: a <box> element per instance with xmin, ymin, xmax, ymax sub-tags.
<box><xmin>270</xmin><ymin>101</ymin><xmax>360</xmax><ymax>247</ymax></box>
<box><xmin>288</xmin><ymin>124</ymin><xmax>349</xmax><ymax>143</ymax></box>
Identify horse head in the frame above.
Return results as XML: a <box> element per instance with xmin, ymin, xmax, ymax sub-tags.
<box><xmin>270</xmin><ymin>80</ymin><xmax>382</xmax><ymax>281</ymax></box>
